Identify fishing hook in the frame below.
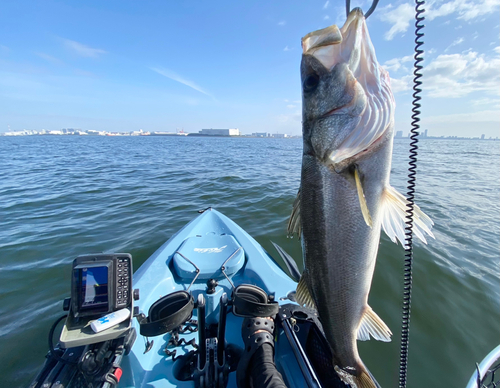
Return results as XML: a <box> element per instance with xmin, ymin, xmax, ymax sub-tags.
<box><xmin>346</xmin><ymin>0</ymin><xmax>380</xmax><ymax>19</ymax></box>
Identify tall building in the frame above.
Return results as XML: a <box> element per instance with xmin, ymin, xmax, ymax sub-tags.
<box><xmin>395</xmin><ymin>131</ymin><xmax>403</xmax><ymax>138</ymax></box>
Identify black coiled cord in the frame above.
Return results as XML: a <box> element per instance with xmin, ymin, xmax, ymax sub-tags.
<box><xmin>399</xmin><ymin>0</ymin><xmax>425</xmax><ymax>387</ymax></box>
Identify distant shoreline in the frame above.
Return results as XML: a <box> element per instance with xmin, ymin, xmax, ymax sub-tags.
<box><xmin>0</xmin><ymin>133</ymin><xmax>497</xmax><ymax>141</ymax></box>
<box><xmin>394</xmin><ymin>137</ymin><xmax>499</xmax><ymax>141</ymax></box>
<box><xmin>0</xmin><ymin>133</ymin><xmax>303</xmax><ymax>139</ymax></box>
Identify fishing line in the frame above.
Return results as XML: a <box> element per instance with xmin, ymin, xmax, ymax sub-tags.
<box><xmin>399</xmin><ymin>0</ymin><xmax>425</xmax><ymax>386</ymax></box>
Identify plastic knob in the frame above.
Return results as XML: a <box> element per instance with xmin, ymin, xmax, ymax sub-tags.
<box><xmin>206</xmin><ymin>279</ymin><xmax>218</xmax><ymax>294</ymax></box>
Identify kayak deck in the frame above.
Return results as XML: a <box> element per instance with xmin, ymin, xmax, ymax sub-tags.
<box><xmin>123</xmin><ymin>208</ymin><xmax>299</xmax><ymax>387</ymax></box>
<box><xmin>30</xmin><ymin>208</ymin><xmax>356</xmax><ymax>388</ymax></box>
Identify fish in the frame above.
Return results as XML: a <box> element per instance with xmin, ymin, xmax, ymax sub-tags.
<box><xmin>288</xmin><ymin>8</ymin><xmax>434</xmax><ymax>388</ymax></box>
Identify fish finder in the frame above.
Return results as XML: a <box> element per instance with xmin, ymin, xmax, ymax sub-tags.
<box><xmin>59</xmin><ymin>253</ymin><xmax>136</xmax><ymax>348</ymax></box>
<box><xmin>71</xmin><ymin>253</ymin><xmax>133</xmax><ymax>318</ymax></box>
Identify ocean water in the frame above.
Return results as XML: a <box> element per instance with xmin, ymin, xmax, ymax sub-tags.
<box><xmin>0</xmin><ymin>135</ymin><xmax>498</xmax><ymax>388</ymax></box>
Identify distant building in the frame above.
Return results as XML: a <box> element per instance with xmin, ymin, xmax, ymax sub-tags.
<box><xmin>199</xmin><ymin>128</ymin><xmax>240</xmax><ymax>136</ymax></box>
<box><xmin>272</xmin><ymin>133</ymin><xmax>288</xmax><ymax>138</ymax></box>
<box><xmin>87</xmin><ymin>130</ymin><xmax>106</xmax><ymax>136</ymax></box>
<box><xmin>395</xmin><ymin>131</ymin><xmax>403</xmax><ymax>138</ymax></box>
<box><xmin>481</xmin><ymin>134</ymin><xmax>485</xmax><ymax>140</ymax></box>
<box><xmin>252</xmin><ymin>132</ymin><xmax>268</xmax><ymax>137</ymax></box>
<box><xmin>424</xmin><ymin>129</ymin><xmax>428</xmax><ymax>138</ymax></box>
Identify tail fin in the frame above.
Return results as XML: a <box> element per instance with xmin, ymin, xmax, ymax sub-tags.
<box><xmin>335</xmin><ymin>365</ymin><xmax>381</xmax><ymax>388</ymax></box>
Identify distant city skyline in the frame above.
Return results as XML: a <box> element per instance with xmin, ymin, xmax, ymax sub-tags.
<box><xmin>1</xmin><ymin>1</ymin><xmax>499</xmax><ymax>138</ymax></box>
<box><xmin>3</xmin><ymin>126</ymin><xmax>497</xmax><ymax>141</ymax></box>
<box><xmin>1</xmin><ymin>127</ymin><xmax>304</xmax><ymax>138</ymax></box>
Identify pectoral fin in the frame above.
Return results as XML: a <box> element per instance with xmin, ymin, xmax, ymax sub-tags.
<box><xmin>380</xmin><ymin>185</ymin><xmax>435</xmax><ymax>246</ymax></box>
<box><xmin>296</xmin><ymin>273</ymin><xmax>317</xmax><ymax>310</ymax></box>
<box><xmin>357</xmin><ymin>305</ymin><xmax>392</xmax><ymax>342</ymax></box>
<box><xmin>354</xmin><ymin>167</ymin><xmax>373</xmax><ymax>228</ymax></box>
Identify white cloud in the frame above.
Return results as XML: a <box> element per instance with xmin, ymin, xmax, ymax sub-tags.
<box><xmin>445</xmin><ymin>37</ymin><xmax>464</xmax><ymax>52</ymax></box>
<box><xmin>278</xmin><ymin>21</ymin><xmax>286</xmax><ymax>26</ymax></box>
<box><xmin>324</xmin><ymin>1</ymin><xmax>330</xmax><ymax>9</ymax></box>
<box><xmin>380</xmin><ymin>0</ymin><xmax>500</xmax><ymax>40</ymax></box>
<box><xmin>378</xmin><ymin>3</ymin><xmax>414</xmax><ymax>40</ymax></box>
<box><xmin>427</xmin><ymin>0</ymin><xmax>500</xmax><ymax>21</ymax></box>
<box><xmin>424</xmin><ymin>50</ymin><xmax>500</xmax><ymax>98</ymax></box>
<box><xmin>150</xmin><ymin>67</ymin><xmax>214</xmax><ymax>99</ymax></box>
<box><xmin>36</xmin><ymin>52</ymin><xmax>64</xmax><ymax>65</ymax></box>
<box><xmin>287</xmin><ymin>104</ymin><xmax>296</xmax><ymax>109</ymax></box>
<box><xmin>471</xmin><ymin>97</ymin><xmax>500</xmax><ymax>107</ymax></box>
<box><xmin>283</xmin><ymin>46</ymin><xmax>292</xmax><ymax>51</ymax></box>
<box><xmin>62</xmin><ymin>38</ymin><xmax>107</xmax><ymax>58</ymax></box>
<box><xmin>390</xmin><ymin>75</ymin><xmax>412</xmax><ymax>93</ymax></box>
<box><xmin>324</xmin><ymin>15</ymin><xmax>330</xmax><ymax>20</ymax></box>
<box><xmin>388</xmin><ymin>49</ymin><xmax>500</xmax><ymax>98</ymax></box>
<box><xmin>383</xmin><ymin>55</ymin><xmax>413</xmax><ymax>72</ymax></box>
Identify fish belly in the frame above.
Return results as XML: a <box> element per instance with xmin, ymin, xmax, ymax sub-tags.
<box><xmin>300</xmin><ymin>153</ymin><xmax>382</xmax><ymax>369</ymax></box>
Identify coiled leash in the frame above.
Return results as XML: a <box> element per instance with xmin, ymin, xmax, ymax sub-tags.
<box><xmin>399</xmin><ymin>0</ymin><xmax>425</xmax><ymax>387</ymax></box>
<box><xmin>344</xmin><ymin>0</ymin><xmax>425</xmax><ymax>386</ymax></box>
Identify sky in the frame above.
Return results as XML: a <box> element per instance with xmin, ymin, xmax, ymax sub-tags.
<box><xmin>0</xmin><ymin>0</ymin><xmax>499</xmax><ymax>137</ymax></box>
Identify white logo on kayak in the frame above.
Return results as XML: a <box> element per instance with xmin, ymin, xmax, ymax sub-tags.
<box><xmin>194</xmin><ymin>245</ymin><xmax>227</xmax><ymax>253</ymax></box>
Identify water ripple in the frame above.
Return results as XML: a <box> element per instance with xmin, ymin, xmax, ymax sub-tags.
<box><xmin>0</xmin><ymin>136</ymin><xmax>498</xmax><ymax>388</ymax></box>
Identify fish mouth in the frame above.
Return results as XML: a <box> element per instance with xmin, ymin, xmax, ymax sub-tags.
<box><xmin>302</xmin><ymin>8</ymin><xmax>366</xmax><ymax>74</ymax></box>
<box><xmin>302</xmin><ymin>8</ymin><xmax>395</xmax><ymax>165</ymax></box>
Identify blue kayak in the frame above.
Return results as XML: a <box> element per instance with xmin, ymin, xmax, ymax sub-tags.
<box><xmin>30</xmin><ymin>208</ymin><xmax>360</xmax><ymax>388</ymax></box>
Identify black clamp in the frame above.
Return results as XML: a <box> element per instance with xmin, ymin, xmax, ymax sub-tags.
<box><xmin>137</xmin><ymin>291</ymin><xmax>194</xmax><ymax>337</ymax></box>
<box><xmin>232</xmin><ymin>284</ymin><xmax>279</xmax><ymax>318</ymax></box>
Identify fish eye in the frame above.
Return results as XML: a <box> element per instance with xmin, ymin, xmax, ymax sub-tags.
<box><xmin>303</xmin><ymin>73</ymin><xmax>319</xmax><ymax>92</ymax></box>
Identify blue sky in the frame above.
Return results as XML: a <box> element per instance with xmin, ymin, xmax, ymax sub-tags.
<box><xmin>1</xmin><ymin>0</ymin><xmax>499</xmax><ymax>137</ymax></box>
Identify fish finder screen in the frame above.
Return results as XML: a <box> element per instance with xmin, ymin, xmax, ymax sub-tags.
<box><xmin>79</xmin><ymin>266</ymin><xmax>108</xmax><ymax>309</ymax></box>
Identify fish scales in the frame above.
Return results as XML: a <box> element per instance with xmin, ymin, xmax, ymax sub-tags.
<box><xmin>292</xmin><ymin>7</ymin><xmax>434</xmax><ymax>388</ymax></box>
<box><xmin>301</xmin><ymin>131</ymin><xmax>393</xmax><ymax>371</ymax></box>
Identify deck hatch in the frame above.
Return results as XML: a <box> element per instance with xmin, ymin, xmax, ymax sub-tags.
<box><xmin>173</xmin><ymin>234</ymin><xmax>245</xmax><ymax>281</ymax></box>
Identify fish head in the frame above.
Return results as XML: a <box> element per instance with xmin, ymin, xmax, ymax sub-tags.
<box><xmin>301</xmin><ymin>8</ymin><xmax>395</xmax><ymax>169</ymax></box>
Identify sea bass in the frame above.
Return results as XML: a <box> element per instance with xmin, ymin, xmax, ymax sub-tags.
<box><xmin>288</xmin><ymin>9</ymin><xmax>434</xmax><ymax>388</ymax></box>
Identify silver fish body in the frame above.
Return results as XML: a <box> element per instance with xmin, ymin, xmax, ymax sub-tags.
<box><xmin>301</xmin><ymin>130</ymin><xmax>393</xmax><ymax>372</ymax></box>
<box><xmin>292</xmin><ymin>8</ymin><xmax>433</xmax><ymax>388</ymax></box>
